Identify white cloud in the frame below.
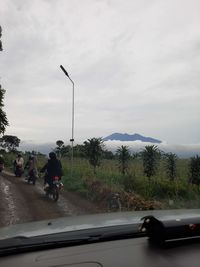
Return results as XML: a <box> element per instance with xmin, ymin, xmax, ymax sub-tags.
<box><xmin>18</xmin><ymin>139</ymin><xmax>200</xmax><ymax>158</ymax></box>
<box><xmin>104</xmin><ymin>140</ymin><xmax>200</xmax><ymax>158</ymax></box>
<box><xmin>0</xmin><ymin>0</ymin><xmax>200</xmax><ymax>145</ymax></box>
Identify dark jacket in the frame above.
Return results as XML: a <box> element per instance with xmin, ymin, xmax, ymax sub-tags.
<box><xmin>41</xmin><ymin>159</ymin><xmax>63</xmax><ymax>178</ymax></box>
<box><xmin>0</xmin><ymin>157</ymin><xmax>4</xmax><ymax>165</ymax></box>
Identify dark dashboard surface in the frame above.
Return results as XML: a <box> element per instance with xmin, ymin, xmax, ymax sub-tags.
<box><xmin>1</xmin><ymin>236</ymin><xmax>200</xmax><ymax>267</ymax></box>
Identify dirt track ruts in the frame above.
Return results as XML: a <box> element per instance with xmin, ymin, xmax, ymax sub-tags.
<box><xmin>0</xmin><ymin>171</ymin><xmax>101</xmax><ymax>227</ymax></box>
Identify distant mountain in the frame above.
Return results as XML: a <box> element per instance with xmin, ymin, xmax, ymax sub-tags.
<box><xmin>103</xmin><ymin>133</ymin><xmax>162</xmax><ymax>143</ymax></box>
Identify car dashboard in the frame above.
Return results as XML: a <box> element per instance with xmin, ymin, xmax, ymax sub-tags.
<box><xmin>1</xmin><ymin>235</ymin><xmax>200</xmax><ymax>267</ymax></box>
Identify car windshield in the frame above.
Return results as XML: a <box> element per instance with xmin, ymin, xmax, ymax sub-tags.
<box><xmin>0</xmin><ymin>0</ymin><xmax>200</xmax><ymax>240</ymax></box>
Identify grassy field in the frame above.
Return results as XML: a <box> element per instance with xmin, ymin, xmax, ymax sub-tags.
<box><xmin>59</xmin><ymin>157</ymin><xmax>200</xmax><ymax>209</ymax></box>
<box><xmin>2</xmin><ymin>152</ymin><xmax>200</xmax><ymax>210</ymax></box>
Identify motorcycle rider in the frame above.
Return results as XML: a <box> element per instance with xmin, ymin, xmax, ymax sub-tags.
<box><xmin>0</xmin><ymin>154</ymin><xmax>4</xmax><ymax>164</ymax></box>
<box><xmin>14</xmin><ymin>154</ymin><xmax>24</xmax><ymax>176</ymax></box>
<box><xmin>0</xmin><ymin>154</ymin><xmax>4</xmax><ymax>172</ymax></box>
<box><xmin>25</xmin><ymin>155</ymin><xmax>38</xmax><ymax>181</ymax></box>
<box><xmin>40</xmin><ymin>152</ymin><xmax>63</xmax><ymax>188</ymax></box>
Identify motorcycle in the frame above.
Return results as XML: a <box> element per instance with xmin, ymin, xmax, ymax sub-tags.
<box><xmin>27</xmin><ymin>169</ymin><xmax>37</xmax><ymax>185</ymax></box>
<box><xmin>0</xmin><ymin>163</ymin><xmax>4</xmax><ymax>173</ymax></box>
<box><xmin>44</xmin><ymin>176</ymin><xmax>63</xmax><ymax>201</ymax></box>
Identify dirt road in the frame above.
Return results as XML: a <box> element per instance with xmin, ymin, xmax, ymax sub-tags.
<box><xmin>0</xmin><ymin>171</ymin><xmax>101</xmax><ymax>227</ymax></box>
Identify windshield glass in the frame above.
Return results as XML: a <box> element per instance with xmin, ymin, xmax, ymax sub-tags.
<box><xmin>0</xmin><ymin>0</ymin><xmax>199</xmax><ymax>238</ymax></box>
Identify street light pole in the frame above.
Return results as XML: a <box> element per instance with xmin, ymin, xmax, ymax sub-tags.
<box><xmin>60</xmin><ymin>65</ymin><xmax>74</xmax><ymax>179</ymax></box>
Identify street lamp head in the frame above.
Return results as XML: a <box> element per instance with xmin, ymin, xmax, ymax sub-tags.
<box><xmin>60</xmin><ymin>65</ymin><xmax>69</xmax><ymax>77</ymax></box>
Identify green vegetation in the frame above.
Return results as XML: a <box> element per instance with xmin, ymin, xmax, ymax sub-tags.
<box><xmin>188</xmin><ymin>155</ymin><xmax>200</xmax><ymax>185</ymax></box>
<box><xmin>1</xmin><ymin>137</ymin><xmax>200</xmax><ymax>210</ymax></box>
<box><xmin>55</xmin><ymin>140</ymin><xmax>64</xmax><ymax>159</ymax></box>
<box><xmin>164</xmin><ymin>152</ymin><xmax>177</xmax><ymax>180</ymax></box>
<box><xmin>60</xmin><ymin>154</ymin><xmax>200</xmax><ymax>210</ymax></box>
<box><xmin>83</xmin><ymin>137</ymin><xmax>104</xmax><ymax>174</ymax></box>
<box><xmin>0</xmin><ymin>135</ymin><xmax>20</xmax><ymax>152</ymax></box>
<box><xmin>116</xmin><ymin>145</ymin><xmax>131</xmax><ymax>175</ymax></box>
<box><xmin>0</xmin><ymin>26</ymin><xmax>8</xmax><ymax>134</ymax></box>
<box><xmin>141</xmin><ymin>145</ymin><xmax>160</xmax><ymax>179</ymax></box>
<box><xmin>0</xmin><ymin>86</ymin><xmax>8</xmax><ymax>134</ymax></box>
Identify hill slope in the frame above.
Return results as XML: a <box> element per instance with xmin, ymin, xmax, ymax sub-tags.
<box><xmin>103</xmin><ymin>133</ymin><xmax>162</xmax><ymax>143</ymax></box>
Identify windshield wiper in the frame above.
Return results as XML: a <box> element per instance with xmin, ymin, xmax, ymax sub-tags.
<box><xmin>0</xmin><ymin>224</ymin><xmax>145</xmax><ymax>256</ymax></box>
<box><xmin>0</xmin><ymin>235</ymin><xmax>94</xmax><ymax>256</ymax></box>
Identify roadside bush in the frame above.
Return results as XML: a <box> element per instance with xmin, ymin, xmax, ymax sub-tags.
<box><xmin>123</xmin><ymin>174</ymin><xmax>135</xmax><ymax>192</ymax></box>
<box><xmin>63</xmin><ymin>174</ymin><xmax>88</xmax><ymax>197</ymax></box>
<box><xmin>2</xmin><ymin>151</ymin><xmax>17</xmax><ymax>169</ymax></box>
<box><xmin>120</xmin><ymin>191</ymin><xmax>163</xmax><ymax>210</ymax></box>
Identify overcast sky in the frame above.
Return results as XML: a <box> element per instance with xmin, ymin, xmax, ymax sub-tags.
<box><xmin>0</xmin><ymin>0</ymin><xmax>200</xmax><ymax>146</ymax></box>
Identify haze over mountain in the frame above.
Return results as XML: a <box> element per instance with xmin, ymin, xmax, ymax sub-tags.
<box><xmin>19</xmin><ymin>139</ymin><xmax>200</xmax><ymax>158</ymax></box>
<box><xmin>103</xmin><ymin>133</ymin><xmax>162</xmax><ymax>143</ymax></box>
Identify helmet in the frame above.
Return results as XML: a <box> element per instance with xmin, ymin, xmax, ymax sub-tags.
<box><xmin>49</xmin><ymin>152</ymin><xmax>56</xmax><ymax>160</ymax></box>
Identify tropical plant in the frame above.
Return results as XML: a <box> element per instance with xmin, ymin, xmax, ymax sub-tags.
<box><xmin>55</xmin><ymin>140</ymin><xmax>64</xmax><ymax>158</ymax></box>
<box><xmin>188</xmin><ymin>155</ymin><xmax>200</xmax><ymax>185</ymax></box>
<box><xmin>165</xmin><ymin>153</ymin><xmax>177</xmax><ymax>180</ymax></box>
<box><xmin>83</xmin><ymin>137</ymin><xmax>104</xmax><ymax>174</ymax></box>
<box><xmin>116</xmin><ymin>145</ymin><xmax>130</xmax><ymax>175</ymax></box>
<box><xmin>141</xmin><ymin>145</ymin><xmax>160</xmax><ymax>179</ymax></box>
<box><xmin>56</xmin><ymin>140</ymin><xmax>64</xmax><ymax>148</ymax></box>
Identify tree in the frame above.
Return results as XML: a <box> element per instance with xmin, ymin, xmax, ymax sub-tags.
<box><xmin>0</xmin><ymin>27</ymin><xmax>8</xmax><ymax>134</ymax></box>
<box><xmin>55</xmin><ymin>140</ymin><xmax>64</xmax><ymax>158</ymax></box>
<box><xmin>165</xmin><ymin>153</ymin><xmax>177</xmax><ymax>180</ymax></box>
<box><xmin>132</xmin><ymin>152</ymin><xmax>139</xmax><ymax>160</ymax></box>
<box><xmin>102</xmin><ymin>149</ymin><xmax>114</xmax><ymax>160</ymax></box>
<box><xmin>56</xmin><ymin>140</ymin><xmax>64</xmax><ymax>149</ymax></box>
<box><xmin>141</xmin><ymin>145</ymin><xmax>160</xmax><ymax>179</ymax></box>
<box><xmin>83</xmin><ymin>137</ymin><xmax>104</xmax><ymax>174</ymax></box>
<box><xmin>116</xmin><ymin>145</ymin><xmax>130</xmax><ymax>175</ymax></box>
<box><xmin>0</xmin><ymin>86</ymin><xmax>8</xmax><ymax>134</ymax></box>
<box><xmin>188</xmin><ymin>155</ymin><xmax>200</xmax><ymax>185</ymax></box>
<box><xmin>73</xmin><ymin>144</ymin><xmax>85</xmax><ymax>158</ymax></box>
<box><xmin>59</xmin><ymin>145</ymin><xmax>71</xmax><ymax>157</ymax></box>
<box><xmin>0</xmin><ymin>135</ymin><xmax>20</xmax><ymax>152</ymax></box>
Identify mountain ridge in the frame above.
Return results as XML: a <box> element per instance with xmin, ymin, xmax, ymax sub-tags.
<box><xmin>103</xmin><ymin>133</ymin><xmax>162</xmax><ymax>143</ymax></box>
